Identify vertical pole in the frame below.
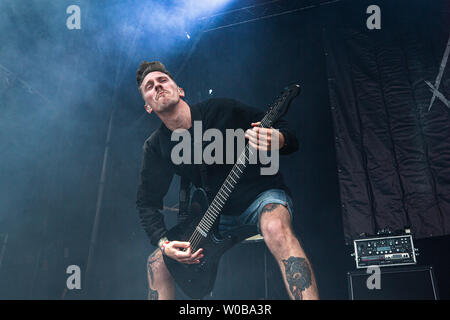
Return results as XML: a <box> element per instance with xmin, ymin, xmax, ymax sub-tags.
<box><xmin>84</xmin><ymin>104</ymin><xmax>116</xmax><ymax>290</ymax></box>
<box><xmin>0</xmin><ymin>233</ymin><xmax>8</xmax><ymax>272</ymax></box>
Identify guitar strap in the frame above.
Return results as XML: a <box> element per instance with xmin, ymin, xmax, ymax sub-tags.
<box><xmin>178</xmin><ymin>175</ymin><xmax>191</xmax><ymax>224</ymax></box>
<box><xmin>178</xmin><ymin>163</ymin><xmax>211</xmax><ymax>223</ymax></box>
<box><xmin>198</xmin><ymin>163</ymin><xmax>211</xmax><ymax>199</ymax></box>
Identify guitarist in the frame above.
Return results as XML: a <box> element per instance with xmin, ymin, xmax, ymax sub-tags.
<box><xmin>135</xmin><ymin>61</ymin><xmax>319</xmax><ymax>300</ymax></box>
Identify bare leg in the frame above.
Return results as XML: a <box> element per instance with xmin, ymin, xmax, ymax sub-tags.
<box><xmin>260</xmin><ymin>203</ymin><xmax>319</xmax><ymax>300</ymax></box>
<box><xmin>146</xmin><ymin>249</ymin><xmax>175</xmax><ymax>300</ymax></box>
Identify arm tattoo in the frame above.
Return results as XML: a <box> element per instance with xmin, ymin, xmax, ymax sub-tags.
<box><xmin>282</xmin><ymin>256</ymin><xmax>312</xmax><ymax>300</ymax></box>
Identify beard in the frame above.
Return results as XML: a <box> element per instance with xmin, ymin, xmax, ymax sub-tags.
<box><xmin>156</xmin><ymin>90</ymin><xmax>170</xmax><ymax>100</ymax></box>
<box><xmin>154</xmin><ymin>93</ymin><xmax>179</xmax><ymax>113</ymax></box>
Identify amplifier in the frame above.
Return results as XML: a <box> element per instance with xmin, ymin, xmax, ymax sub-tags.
<box><xmin>347</xmin><ymin>265</ymin><xmax>439</xmax><ymax>300</ymax></box>
<box><xmin>353</xmin><ymin>234</ymin><xmax>418</xmax><ymax>268</ymax></box>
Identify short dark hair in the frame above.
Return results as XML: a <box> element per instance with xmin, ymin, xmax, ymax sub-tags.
<box><xmin>136</xmin><ymin>61</ymin><xmax>174</xmax><ymax>90</ymax></box>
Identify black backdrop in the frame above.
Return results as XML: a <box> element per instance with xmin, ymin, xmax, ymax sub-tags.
<box><xmin>324</xmin><ymin>0</ymin><xmax>450</xmax><ymax>243</ymax></box>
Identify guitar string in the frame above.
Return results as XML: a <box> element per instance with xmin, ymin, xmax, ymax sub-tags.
<box><xmin>187</xmin><ymin>129</ymin><xmax>260</xmax><ymax>250</ymax></box>
<box><xmin>188</xmin><ymin>99</ymin><xmax>284</xmax><ymax>251</ymax></box>
<box><xmin>187</xmin><ymin>102</ymin><xmax>282</xmax><ymax>252</ymax></box>
<box><xmin>187</xmin><ymin>143</ymin><xmax>253</xmax><ymax>250</ymax></box>
<box><xmin>187</xmin><ymin>98</ymin><xmax>284</xmax><ymax>251</ymax></box>
<box><xmin>188</xmin><ymin>123</ymin><xmax>266</xmax><ymax>251</ymax></box>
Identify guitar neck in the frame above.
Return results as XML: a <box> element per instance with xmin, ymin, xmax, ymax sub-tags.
<box><xmin>196</xmin><ymin>109</ymin><xmax>279</xmax><ymax>235</ymax></box>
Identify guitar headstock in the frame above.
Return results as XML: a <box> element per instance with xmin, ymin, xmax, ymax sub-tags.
<box><xmin>263</xmin><ymin>84</ymin><xmax>301</xmax><ymax>127</ymax></box>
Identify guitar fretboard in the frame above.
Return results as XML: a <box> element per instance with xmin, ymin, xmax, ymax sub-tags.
<box><xmin>194</xmin><ymin>95</ymin><xmax>287</xmax><ymax>237</ymax></box>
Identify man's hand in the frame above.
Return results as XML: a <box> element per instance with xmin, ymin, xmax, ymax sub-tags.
<box><xmin>162</xmin><ymin>241</ymin><xmax>204</xmax><ymax>264</ymax></box>
<box><xmin>245</xmin><ymin>122</ymin><xmax>285</xmax><ymax>151</ymax></box>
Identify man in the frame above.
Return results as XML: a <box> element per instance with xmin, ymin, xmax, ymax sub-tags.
<box><xmin>135</xmin><ymin>61</ymin><xmax>319</xmax><ymax>300</ymax></box>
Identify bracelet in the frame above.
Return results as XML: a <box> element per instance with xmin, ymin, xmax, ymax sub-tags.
<box><xmin>160</xmin><ymin>240</ymin><xmax>170</xmax><ymax>255</ymax></box>
<box><xmin>157</xmin><ymin>237</ymin><xmax>169</xmax><ymax>248</ymax></box>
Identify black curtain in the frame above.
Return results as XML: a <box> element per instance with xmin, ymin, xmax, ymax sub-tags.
<box><xmin>324</xmin><ymin>0</ymin><xmax>450</xmax><ymax>242</ymax></box>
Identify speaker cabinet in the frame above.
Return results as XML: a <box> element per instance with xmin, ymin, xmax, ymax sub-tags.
<box><xmin>347</xmin><ymin>265</ymin><xmax>439</xmax><ymax>300</ymax></box>
<box><xmin>206</xmin><ymin>239</ymin><xmax>288</xmax><ymax>300</ymax></box>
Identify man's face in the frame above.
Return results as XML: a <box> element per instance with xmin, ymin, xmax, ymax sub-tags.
<box><xmin>140</xmin><ymin>71</ymin><xmax>184</xmax><ymax>114</ymax></box>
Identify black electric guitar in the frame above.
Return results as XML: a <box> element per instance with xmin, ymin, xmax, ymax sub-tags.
<box><xmin>163</xmin><ymin>84</ymin><xmax>301</xmax><ymax>299</ymax></box>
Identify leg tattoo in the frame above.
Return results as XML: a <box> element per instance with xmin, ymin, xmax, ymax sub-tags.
<box><xmin>148</xmin><ymin>289</ymin><xmax>159</xmax><ymax>300</ymax></box>
<box><xmin>147</xmin><ymin>250</ymin><xmax>160</xmax><ymax>300</ymax></box>
<box><xmin>282</xmin><ymin>256</ymin><xmax>312</xmax><ymax>300</ymax></box>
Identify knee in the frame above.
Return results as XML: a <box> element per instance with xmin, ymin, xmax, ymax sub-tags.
<box><xmin>260</xmin><ymin>215</ymin><xmax>292</xmax><ymax>248</ymax></box>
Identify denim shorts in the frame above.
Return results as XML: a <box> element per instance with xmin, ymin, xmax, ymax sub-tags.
<box><xmin>218</xmin><ymin>188</ymin><xmax>294</xmax><ymax>235</ymax></box>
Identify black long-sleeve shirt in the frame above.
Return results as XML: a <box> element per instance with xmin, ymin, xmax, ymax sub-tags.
<box><xmin>136</xmin><ymin>98</ymin><xmax>299</xmax><ymax>246</ymax></box>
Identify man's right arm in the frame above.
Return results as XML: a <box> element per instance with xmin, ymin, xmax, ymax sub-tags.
<box><xmin>137</xmin><ymin>207</ymin><xmax>168</xmax><ymax>247</ymax></box>
<box><xmin>136</xmin><ymin>136</ymin><xmax>205</xmax><ymax>264</ymax></box>
<box><xmin>136</xmin><ymin>138</ymin><xmax>174</xmax><ymax>247</ymax></box>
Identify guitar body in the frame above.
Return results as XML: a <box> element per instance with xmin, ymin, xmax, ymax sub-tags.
<box><xmin>163</xmin><ymin>188</ymin><xmax>257</xmax><ymax>299</ymax></box>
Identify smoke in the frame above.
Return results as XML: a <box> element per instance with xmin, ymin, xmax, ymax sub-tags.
<box><xmin>0</xmin><ymin>0</ymin><xmax>235</xmax><ymax>298</ymax></box>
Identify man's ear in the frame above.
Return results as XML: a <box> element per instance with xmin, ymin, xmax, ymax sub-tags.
<box><xmin>178</xmin><ymin>87</ymin><xmax>185</xmax><ymax>98</ymax></box>
<box><xmin>145</xmin><ymin>104</ymin><xmax>153</xmax><ymax>114</ymax></box>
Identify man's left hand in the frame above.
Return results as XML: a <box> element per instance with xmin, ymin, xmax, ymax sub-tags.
<box><xmin>245</xmin><ymin>122</ymin><xmax>285</xmax><ymax>151</ymax></box>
